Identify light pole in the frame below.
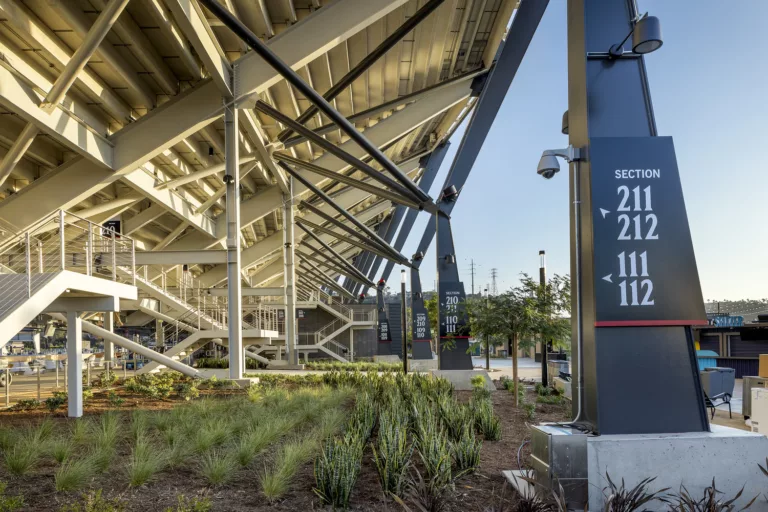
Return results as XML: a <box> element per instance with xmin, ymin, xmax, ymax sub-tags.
<box><xmin>401</xmin><ymin>270</ymin><xmax>408</xmax><ymax>373</ymax></box>
<box><xmin>484</xmin><ymin>288</ymin><xmax>490</xmax><ymax>371</ymax></box>
<box><xmin>539</xmin><ymin>250</ymin><xmax>548</xmax><ymax>387</ymax></box>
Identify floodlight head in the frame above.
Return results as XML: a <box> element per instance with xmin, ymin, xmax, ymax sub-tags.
<box><xmin>537</xmin><ymin>152</ymin><xmax>561</xmax><ymax>180</ymax></box>
<box><xmin>561</xmin><ymin>110</ymin><xmax>569</xmax><ymax>135</ymax></box>
<box><xmin>632</xmin><ymin>15</ymin><xmax>663</xmax><ymax>54</ymax></box>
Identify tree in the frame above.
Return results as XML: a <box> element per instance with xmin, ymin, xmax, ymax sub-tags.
<box><xmin>478</xmin><ymin>274</ymin><xmax>571</xmax><ymax>406</ymax></box>
<box><xmin>424</xmin><ymin>295</ymin><xmax>439</xmax><ymax>353</ymax></box>
<box><xmin>466</xmin><ymin>296</ymin><xmax>504</xmax><ymax>370</ymax></box>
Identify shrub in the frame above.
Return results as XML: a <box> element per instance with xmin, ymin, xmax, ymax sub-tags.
<box><xmin>59</xmin><ymin>490</ymin><xmax>127</xmax><ymax>512</ymax></box>
<box><xmin>50</xmin><ymin>437</ymin><xmax>74</xmax><ymax>464</ymax></box>
<box><xmin>475</xmin><ymin>400</ymin><xmax>502</xmax><ymax>441</ymax></box>
<box><xmin>536</xmin><ymin>395</ymin><xmax>563</xmax><ymax>405</ymax></box>
<box><xmin>127</xmin><ymin>437</ymin><xmax>166</xmax><ymax>487</ymax></box>
<box><xmin>393</xmin><ymin>463</ymin><xmax>454</xmax><ymax>512</ymax></box>
<box><xmin>107</xmin><ymin>391</ymin><xmax>124</xmax><ymax>408</ymax></box>
<box><xmin>0</xmin><ymin>428</ymin><xmax>15</xmax><ymax>452</ymax></box>
<box><xmin>3</xmin><ymin>442</ymin><xmax>42</xmax><ymax>476</ymax></box>
<box><xmin>523</xmin><ymin>402</ymin><xmax>536</xmax><ymax>421</ymax></box>
<box><xmin>0</xmin><ymin>481</ymin><xmax>23</xmax><ymax>511</ymax></box>
<box><xmin>373</xmin><ymin>410</ymin><xmax>413</xmax><ymax>498</ymax></box>
<box><xmin>198</xmin><ymin>450</ymin><xmax>237</xmax><ymax>486</ymax></box>
<box><xmin>438</xmin><ymin>397</ymin><xmax>473</xmax><ymax>442</ymax></box>
<box><xmin>164</xmin><ymin>496</ymin><xmax>212</xmax><ymax>512</ymax></box>
<box><xmin>45</xmin><ymin>392</ymin><xmax>68</xmax><ymax>412</ymax></box>
<box><xmin>314</xmin><ymin>433</ymin><xmax>364</xmax><ymax>508</ymax></box>
<box><xmin>667</xmin><ymin>478</ymin><xmax>755</xmax><ymax>512</ymax></box>
<box><xmin>415</xmin><ymin>423</ymin><xmax>451</xmax><ymax>487</ymax></box>
<box><xmin>13</xmin><ymin>399</ymin><xmax>41</xmax><ymax>411</ymax></box>
<box><xmin>601</xmin><ymin>474</ymin><xmax>670</xmax><ymax>512</ymax></box>
<box><xmin>94</xmin><ymin>371</ymin><xmax>118</xmax><ymax>389</ymax></box>
<box><xmin>174</xmin><ymin>382</ymin><xmax>200</xmax><ymax>401</ymax></box>
<box><xmin>261</xmin><ymin>436</ymin><xmax>318</xmax><ymax>501</ymax></box>
<box><xmin>450</xmin><ymin>424</ymin><xmax>482</xmax><ymax>474</ymax></box>
<box><xmin>95</xmin><ymin>413</ymin><xmax>120</xmax><ymax>451</ymax></box>
<box><xmin>470</xmin><ymin>375</ymin><xmax>486</xmax><ymax>389</ymax></box>
<box><xmin>54</xmin><ymin>456</ymin><xmax>98</xmax><ymax>491</ymax></box>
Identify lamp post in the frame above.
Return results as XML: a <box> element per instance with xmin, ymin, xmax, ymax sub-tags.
<box><xmin>484</xmin><ymin>288</ymin><xmax>490</xmax><ymax>371</ymax></box>
<box><xmin>539</xmin><ymin>250</ymin><xmax>548</xmax><ymax>387</ymax></box>
<box><xmin>401</xmin><ymin>270</ymin><xmax>408</xmax><ymax>373</ymax></box>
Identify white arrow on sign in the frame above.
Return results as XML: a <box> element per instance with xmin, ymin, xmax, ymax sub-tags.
<box><xmin>602</xmin><ymin>274</ymin><xmax>612</xmax><ymax>283</ymax></box>
<box><xmin>600</xmin><ymin>208</ymin><xmax>610</xmax><ymax>218</ymax></box>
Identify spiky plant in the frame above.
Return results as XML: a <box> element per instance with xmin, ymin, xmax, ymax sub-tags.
<box><xmin>475</xmin><ymin>400</ymin><xmax>502</xmax><ymax>441</ymax></box>
<box><xmin>50</xmin><ymin>436</ymin><xmax>74</xmax><ymax>464</ymax></box>
<box><xmin>3</xmin><ymin>442</ymin><xmax>42</xmax><ymax>476</ymax></box>
<box><xmin>372</xmin><ymin>410</ymin><xmax>414</xmax><ymax>498</ymax></box>
<box><xmin>127</xmin><ymin>437</ymin><xmax>166</xmax><ymax>487</ymax></box>
<box><xmin>313</xmin><ymin>433</ymin><xmax>364</xmax><ymax>508</ymax></box>
<box><xmin>198</xmin><ymin>450</ymin><xmax>238</xmax><ymax>486</ymax></box>
<box><xmin>667</xmin><ymin>479</ymin><xmax>756</xmax><ymax>512</ymax></box>
<box><xmin>415</xmin><ymin>422</ymin><xmax>451</xmax><ymax>487</ymax></box>
<box><xmin>392</xmin><ymin>462</ymin><xmax>455</xmax><ymax>512</ymax></box>
<box><xmin>601</xmin><ymin>474</ymin><xmax>669</xmax><ymax>512</ymax></box>
<box><xmin>450</xmin><ymin>424</ymin><xmax>482</xmax><ymax>474</ymax></box>
<box><xmin>438</xmin><ymin>397</ymin><xmax>473</xmax><ymax>442</ymax></box>
<box><xmin>54</xmin><ymin>456</ymin><xmax>98</xmax><ymax>491</ymax></box>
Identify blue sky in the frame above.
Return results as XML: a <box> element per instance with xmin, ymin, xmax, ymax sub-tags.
<box><xmin>396</xmin><ymin>0</ymin><xmax>768</xmax><ymax>301</ymax></box>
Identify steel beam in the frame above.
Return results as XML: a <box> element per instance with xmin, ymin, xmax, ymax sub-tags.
<box><xmin>255</xmin><ymin>101</ymin><xmax>421</xmax><ymax>203</ymax></box>
<box><xmin>283</xmin><ymin>185</ymin><xmax>297</xmax><ymax>364</ymax></box>
<box><xmin>296</xmin><ymin>219</ymin><xmax>401</xmax><ymax>266</ymax></box>
<box><xmin>277</xmin><ymin>0</ymin><xmax>446</xmax><ymax>142</ymax></box>
<box><xmin>135</xmin><ymin>250</ymin><xmax>228</xmax><ymax>265</ymax></box>
<box><xmin>156</xmin><ymin>156</ymin><xmax>257</xmax><ymax>190</ymax></box>
<box><xmin>0</xmin><ymin>124</ymin><xmax>41</xmax><ymax>189</ymax></box>
<box><xmin>200</xmin><ymin>0</ymin><xmax>433</xmax><ymax>208</ymax></box>
<box><xmin>205</xmin><ymin>287</ymin><xmax>285</xmax><ymax>297</ymax></box>
<box><xmin>167</xmin><ymin>0</ymin><xmax>232</xmax><ymax>96</ymax></box>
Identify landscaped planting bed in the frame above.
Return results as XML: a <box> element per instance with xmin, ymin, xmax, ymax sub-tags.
<box><xmin>0</xmin><ymin>371</ymin><xmax>569</xmax><ymax>511</ymax></box>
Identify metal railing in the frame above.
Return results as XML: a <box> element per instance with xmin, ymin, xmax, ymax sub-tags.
<box><xmin>0</xmin><ymin>210</ymin><xmax>135</xmax><ymax>320</ymax></box>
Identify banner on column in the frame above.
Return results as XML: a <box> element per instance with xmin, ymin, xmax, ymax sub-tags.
<box><xmin>590</xmin><ymin>137</ymin><xmax>706</xmax><ymax>327</ymax></box>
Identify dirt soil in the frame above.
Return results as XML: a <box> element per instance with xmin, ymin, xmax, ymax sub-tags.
<box><xmin>0</xmin><ymin>384</ymin><xmax>569</xmax><ymax>511</ymax></box>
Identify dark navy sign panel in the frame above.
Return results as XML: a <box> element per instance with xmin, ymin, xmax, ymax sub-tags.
<box><xmin>377</xmin><ymin>318</ymin><xmax>392</xmax><ymax>343</ymax></box>
<box><xmin>438</xmin><ymin>281</ymin><xmax>469</xmax><ymax>339</ymax></box>
<box><xmin>590</xmin><ymin>137</ymin><xmax>706</xmax><ymax>327</ymax></box>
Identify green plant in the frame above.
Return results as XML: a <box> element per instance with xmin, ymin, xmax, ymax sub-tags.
<box><xmin>127</xmin><ymin>437</ymin><xmax>166</xmax><ymax>487</ymax></box>
<box><xmin>536</xmin><ymin>395</ymin><xmax>563</xmax><ymax>405</ymax></box>
<box><xmin>107</xmin><ymin>391</ymin><xmax>124</xmax><ymax>408</ymax></box>
<box><xmin>392</xmin><ymin>463</ymin><xmax>455</xmax><ymax>512</ymax></box>
<box><xmin>523</xmin><ymin>402</ymin><xmax>536</xmax><ymax>421</ymax></box>
<box><xmin>198</xmin><ymin>450</ymin><xmax>237</xmax><ymax>486</ymax></box>
<box><xmin>438</xmin><ymin>397</ymin><xmax>473</xmax><ymax>442</ymax></box>
<box><xmin>54</xmin><ymin>456</ymin><xmax>98</xmax><ymax>491</ymax></box>
<box><xmin>601</xmin><ymin>474</ymin><xmax>670</xmax><ymax>512</ymax></box>
<box><xmin>164</xmin><ymin>495</ymin><xmax>212</xmax><ymax>512</ymax></box>
<box><xmin>667</xmin><ymin>479</ymin><xmax>756</xmax><ymax>512</ymax></box>
<box><xmin>94</xmin><ymin>371</ymin><xmax>118</xmax><ymax>389</ymax></box>
<box><xmin>50</xmin><ymin>437</ymin><xmax>74</xmax><ymax>464</ymax></box>
<box><xmin>475</xmin><ymin>400</ymin><xmax>502</xmax><ymax>441</ymax></box>
<box><xmin>373</xmin><ymin>410</ymin><xmax>414</xmax><ymax>498</ymax></box>
<box><xmin>3</xmin><ymin>442</ymin><xmax>42</xmax><ymax>476</ymax></box>
<box><xmin>450</xmin><ymin>424</ymin><xmax>481</xmax><ymax>474</ymax></box>
<box><xmin>45</xmin><ymin>392</ymin><xmax>67</xmax><ymax>412</ymax></box>
<box><xmin>59</xmin><ymin>490</ymin><xmax>127</xmax><ymax>511</ymax></box>
<box><xmin>415</xmin><ymin>423</ymin><xmax>452</xmax><ymax>486</ymax></box>
<box><xmin>95</xmin><ymin>412</ymin><xmax>120</xmax><ymax>451</ymax></box>
<box><xmin>314</xmin><ymin>433</ymin><xmax>363</xmax><ymax>508</ymax></box>
<box><xmin>470</xmin><ymin>374</ymin><xmax>485</xmax><ymax>389</ymax></box>
<box><xmin>0</xmin><ymin>428</ymin><xmax>15</xmax><ymax>452</ymax></box>
<box><xmin>0</xmin><ymin>481</ymin><xmax>23</xmax><ymax>511</ymax></box>
<box><xmin>13</xmin><ymin>399</ymin><xmax>41</xmax><ymax>411</ymax></box>
<box><xmin>261</xmin><ymin>436</ymin><xmax>318</xmax><ymax>501</ymax></box>
<box><xmin>174</xmin><ymin>382</ymin><xmax>200</xmax><ymax>401</ymax></box>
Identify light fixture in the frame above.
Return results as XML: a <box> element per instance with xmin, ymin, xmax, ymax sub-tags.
<box><xmin>537</xmin><ymin>145</ymin><xmax>583</xmax><ymax>179</ymax></box>
<box><xmin>609</xmin><ymin>13</ymin><xmax>663</xmax><ymax>58</ymax></box>
<box><xmin>401</xmin><ymin>269</ymin><xmax>407</xmax><ymax>285</ymax></box>
<box><xmin>445</xmin><ymin>254</ymin><xmax>456</xmax><ymax>264</ymax></box>
<box><xmin>539</xmin><ymin>250</ymin><xmax>546</xmax><ymax>269</ymax></box>
<box><xmin>561</xmin><ymin>110</ymin><xmax>569</xmax><ymax>135</ymax></box>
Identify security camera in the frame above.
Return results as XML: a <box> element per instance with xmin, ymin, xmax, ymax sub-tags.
<box><xmin>536</xmin><ymin>146</ymin><xmax>583</xmax><ymax>179</ymax></box>
<box><xmin>223</xmin><ymin>174</ymin><xmax>234</xmax><ymax>184</ymax></box>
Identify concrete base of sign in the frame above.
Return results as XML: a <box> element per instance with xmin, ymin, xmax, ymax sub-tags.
<box><xmin>374</xmin><ymin>355</ymin><xmax>401</xmax><ymax>363</ymax></box>
<box><xmin>409</xmin><ymin>358</ymin><xmax>438</xmax><ymax>372</ymax></box>
<box><xmin>432</xmin><ymin>369</ymin><xmax>494</xmax><ymax>391</ymax></box>
<box><xmin>587</xmin><ymin>425</ymin><xmax>768</xmax><ymax>511</ymax></box>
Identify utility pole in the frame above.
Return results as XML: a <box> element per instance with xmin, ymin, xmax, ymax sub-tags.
<box><xmin>490</xmin><ymin>268</ymin><xmax>499</xmax><ymax>296</ymax></box>
<box><xmin>485</xmin><ymin>288</ymin><xmax>490</xmax><ymax>371</ymax></box>
<box><xmin>469</xmin><ymin>258</ymin><xmax>477</xmax><ymax>297</ymax></box>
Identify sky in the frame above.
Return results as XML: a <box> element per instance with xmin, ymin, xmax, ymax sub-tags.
<box><xmin>395</xmin><ymin>0</ymin><xmax>768</xmax><ymax>301</ymax></box>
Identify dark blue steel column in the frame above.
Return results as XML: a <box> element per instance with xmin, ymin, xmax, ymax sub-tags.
<box><xmin>566</xmin><ymin>0</ymin><xmax>708</xmax><ymax>434</ymax></box>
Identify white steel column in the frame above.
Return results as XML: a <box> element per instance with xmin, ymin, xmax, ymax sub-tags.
<box><xmin>283</xmin><ymin>183</ymin><xmax>297</xmax><ymax>365</ymax></box>
<box><xmin>103</xmin><ymin>312</ymin><xmax>114</xmax><ymax>363</ymax></box>
<box><xmin>225</xmin><ymin>102</ymin><xmax>243</xmax><ymax>379</ymax></box>
<box><xmin>66</xmin><ymin>310</ymin><xmax>83</xmax><ymax>418</ymax></box>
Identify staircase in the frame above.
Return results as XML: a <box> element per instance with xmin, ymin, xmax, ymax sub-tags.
<box><xmin>0</xmin><ymin>210</ymin><xmax>137</xmax><ymax>349</ymax></box>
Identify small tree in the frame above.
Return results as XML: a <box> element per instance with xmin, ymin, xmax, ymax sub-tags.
<box><xmin>466</xmin><ymin>296</ymin><xmax>503</xmax><ymax>370</ymax></box>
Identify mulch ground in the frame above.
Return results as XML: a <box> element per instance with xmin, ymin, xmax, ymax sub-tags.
<box><xmin>0</xmin><ymin>382</ymin><xmax>569</xmax><ymax>511</ymax></box>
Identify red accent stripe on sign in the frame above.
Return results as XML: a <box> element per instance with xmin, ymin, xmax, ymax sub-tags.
<box><xmin>595</xmin><ymin>319</ymin><xmax>708</xmax><ymax>327</ymax></box>
<box><xmin>412</xmin><ymin>339</ymin><xmax>432</xmax><ymax>342</ymax></box>
<box><xmin>440</xmin><ymin>336</ymin><xmax>471</xmax><ymax>339</ymax></box>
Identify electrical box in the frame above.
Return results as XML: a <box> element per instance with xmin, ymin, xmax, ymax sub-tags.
<box><xmin>751</xmin><ymin>388</ymin><xmax>768</xmax><ymax>434</ymax></box>
<box><xmin>530</xmin><ymin>425</ymin><xmax>588</xmax><ymax>508</ymax></box>
<box><xmin>742</xmin><ymin>376</ymin><xmax>768</xmax><ymax>418</ymax></box>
